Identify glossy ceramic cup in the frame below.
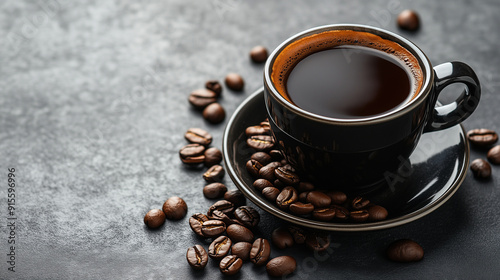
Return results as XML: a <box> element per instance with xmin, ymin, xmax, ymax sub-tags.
<box><xmin>264</xmin><ymin>24</ymin><xmax>480</xmax><ymax>192</ymax></box>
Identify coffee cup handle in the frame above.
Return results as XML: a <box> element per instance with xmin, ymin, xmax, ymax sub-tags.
<box><xmin>423</xmin><ymin>61</ymin><xmax>481</xmax><ymax>132</ymax></box>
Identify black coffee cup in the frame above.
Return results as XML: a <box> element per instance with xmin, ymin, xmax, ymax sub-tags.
<box><xmin>264</xmin><ymin>24</ymin><xmax>480</xmax><ymax>191</ymax></box>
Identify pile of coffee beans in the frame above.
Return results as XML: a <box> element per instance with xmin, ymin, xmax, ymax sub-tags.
<box><xmin>143</xmin><ymin>196</ymin><xmax>188</xmax><ymax>229</ymax></box>
<box><xmin>244</xmin><ymin>119</ymin><xmax>389</xmax><ymax>223</ymax></box>
<box><xmin>467</xmin><ymin>128</ymin><xmax>499</xmax><ymax>179</ymax></box>
<box><xmin>180</xmin><ymin>128</ymin><xmax>222</xmax><ymax>167</ymax></box>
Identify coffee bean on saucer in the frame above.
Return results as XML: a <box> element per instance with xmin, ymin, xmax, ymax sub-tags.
<box><xmin>208</xmin><ymin>235</ymin><xmax>232</xmax><ymax>260</ymax></box>
<box><xmin>467</xmin><ymin>129</ymin><xmax>498</xmax><ymax>147</ymax></box>
<box><xmin>189</xmin><ymin>213</ymin><xmax>209</xmax><ymax>237</ymax></box>
<box><xmin>204</xmin><ymin>147</ymin><xmax>223</xmax><ymax>167</ymax></box>
<box><xmin>306</xmin><ymin>191</ymin><xmax>332</xmax><ymax>208</ymax></box>
<box><xmin>262</xmin><ymin>186</ymin><xmax>280</xmax><ymax>202</ymax></box>
<box><xmin>203</xmin><ymin>182</ymin><xmax>228</xmax><ymax>199</ymax></box>
<box><xmin>350</xmin><ymin>210</ymin><xmax>369</xmax><ymax>222</ymax></box>
<box><xmin>220</xmin><ymin>255</ymin><xmax>243</xmax><ymax>276</ymax></box>
<box><xmin>367</xmin><ymin>205</ymin><xmax>389</xmax><ymax>221</ymax></box>
<box><xmin>276</xmin><ymin>186</ymin><xmax>298</xmax><ymax>210</ymax></box>
<box><xmin>351</xmin><ymin>196</ymin><xmax>370</xmax><ymax>210</ymax></box>
<box><xmin>184</xmin><ymin>128</ymin><xmax>212</xmax><ymax>146</ymax></box>
<box><xmin>487</xmin><ymin>145</ymin><xmax>500</xmax><ymax>164</ymax></box>
<box><xmin>275</xmin><ymin>167</ymin><xmax>300</xmax><ymax>186</ymax></box>
<box><xmin>246</xmin><ymin>159</ymin><xmax>264</xmax><ymax>178</ymax></box>
<box><xmin>250</xmin><ymin>238</ymin><xmax>271</xmax><ymax>265</ymax></box>
<box><xmin>162</xmin><ymin>196</ymin><xmax>188</xmax><ymax>220</ymax></box>
<box><xmin>326</xmin><ymin>190</ymin><xmax>347</xmax><ymax>205</ymax></box>
<box><xmin>251</xmin><ymin>152</ymin><xmax>272</xmax><ymax>166</ymax></box>
<box><xmin>247</xmin><ymin>135</ymin><xmax>275</xmax><ymax>151</ymax></box>
<box><xmin>203</xmin><ymin>164</ymin><xmax>225</xmax><ymax>183</ymax></box>
<box><xmin>234</xmin><ymin>206</ymin><xmax>260</xmax><ymax>228</ymax></box>
<box><xmin>189</xmin><ymin>88</ymin><xmax>217</xmax><ymax>110</ymax></box>
<box><xmin>201</xmin><ymin>220</ymin><xmax>226</xmax><ymax>238</ymax></box>
<box><xmin>225</xmin><ymin>73</ymin><xmax>244</xmax><ymax>91</ymax></box>
<box><xmin>253</xmin><ymin>179</ymin><xmax>273</xmax><ymax>191</ymax></box>
<box><xmin>186</xmin><ymin>245</ymin><xmax>208</xmax><ymax>270</ymax></box>
<box><xmin>179</xmin><ymin>143</ymin><xmax>206</xmax><ymax>165</ymax></box>
<box><xmin>296</xmin><ymin>181</ymin><xmax>315</xmax><ymax>192</ymax></box>
<box><xmin>470</xmin><ymin>159</ymin><xmax>492</xmax><ymax>179</ymax></box>
<box><xmin>207</xmin><ymin>200</ymin><xmax>235</xmax><ymax>217</ymax></box>
<box><xmin>205</xmin><ymin>80</ymin><xmax>222</xmax><ymax>97</ymax></box>
<box><xmin>259</xmin><ymin>162</ymin><xmax>279</xmax><ymax>181</ymax></box>
<box><xmin>231</xmin><ymin>242</ymin><xmax>252</xmax><ymax>261</ymax></box>
<box><xmin>144</xmin><ymin>209</ymin><xmax>166</xmax><ymax>229</ymax></box>
<box><xmin>266</xmin><ymin>256</ymin><xmax>297</xmax><ymax>277</ymax></box>
<box><xmin>331</xmin><ymin>205</ymin><xmax>350</xmax><ymax>221</ymax></box>
<box><xmin>250</xmin><ymin>46</ymin><xmax>268</xmax><ymax>63</ymax></box>
<box><xmin>203</xmin><ymin>103</ymin><xmax>225</xmax><ymax>124</ymax></box>
<box><xmin>246</xmin><ymin>125</ymin><xmax>271</xmax><ymax>137</ymax></box>
<box><xmin>397</xmin><ymin>9</ymin><xmax>420</xmax><ymax>31</ymax></box>
<box><xmin>386</xmin><ymin>239</ymin><xmax>424</xmax><ymax>262</ymax></box>
<box><xmin>227</xmin><ymin>224</ymin><xmax>254</xmax><ymax>243</ymax></box>
<box><xmin>312</xmin><ymin>207</ymin><xmax>336</xmax><ymax>222</ymax></box>
<box><xmin>271</xmin><ymin>227</ymin><xmax>294</xmax><ymax>249</ymax></box>
<box><xmin>224</xmin><ymin>190</ymin><xmax>246</xmax><ymax>207</ymax></box>
<box><xmin>269</xmin><ymin>149</ymin><xmax>284</xmax><ymax>161</ymax></box>
<box><xmin>289</xmin><ymin>202</ymin><xmax>314</xmax><ymax>216</ymax></box>
<box><xmin>305</xmin><ymin>231</ymin><xmax>330</xmax><ymax>252</ymax></box>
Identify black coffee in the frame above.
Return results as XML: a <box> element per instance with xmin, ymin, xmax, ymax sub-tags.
<box><xmin>285</xmin><ymin>46</ymin><xmax>412</xmax><ymax>119</ymax></box>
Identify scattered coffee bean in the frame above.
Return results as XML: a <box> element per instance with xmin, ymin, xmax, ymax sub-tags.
<box><xmin>224</xmin><ymin>190</ymin><xmax>246</xmax><ymax>207</ymax></box>
<box><xmin>306</xmin><ymin>191</ymin><xmax>332</xmax><ymax>208</ymax></box>
<box><xmin>144</xmin><ymin>209</ymin><xmax>166</xmax><ymax>229</ymax></box>
<box><xmin>251</xmin><ymin>152</ymin><xmax>272</xmax><ymax>166</ymax></box>
<box><xmin>487</xmin><ymin>145</ymin><xmax>500</xmax><ymax>165</ymax></box>
<box><xmin>271</xmin><ymin>227</ymin><xmax>294</xmax><ymax>249</ymax></box>
<box><xmin>207</xmin><ymin>200</ymin><xmax>235</xmax><ymax>217</ymax></box>
<box><xmin>203</xmin><ymin>164</ymin><xmax>225</xmax><ymax>183</ymax></box>
<box><xmin>275</xmin><ymin>167</ymin><xmax>300</xmax><ymax>186</ymax></box>
<box><xmin>234</xmin><ymin>206</ymin><xmax>260</xmax><ymax>228</ymax></box>
<box><xmin>203</xmin><ymin>182</ymin><xmax>228</xmax><ymax>199</ymax></box>
<box><xmin>351</xmin><ymin>196</ymin><xmax>370</xmax><ymax>210</ymax></box>
<box><xmin>467</xmin><ymin>129</ymin><xmax>498</xmax><ymax>147</ymax></box>
<box><xmin>247</xmin><ymin>135</ymin><xmax>275</xmax><ymax>151</ymax></box>
<box><xmin>289</xmin><ymin>202</ymin><xmax>314</xmax><ymax>216</ymax></box>
<box><xmin>205</xmin><ymin>80</ymin><xmax>222</xmax><ymax>97</ymax></box>
<box><xmin>367</xmin><ymin>205</ymin><xmax>389</xmax><ymax>221</ymax></box>
<box><xmin>201</xmin><ymin>220</ymin><xmax>226</xmax><ymax>238</ymax></box>
<box><xmin>226</xmin><ymin>224</ymin><xmax>254</xmax><ymax>243</ymax></box>
<box><xmin>231</xmin><ymin>242</ymin><xmax>252</xmax><ymax>261</ymax></box>
<box><xmin>189</xmin><ymin>213</ymin><xmax>209</xmax><ymax>237</ymax></box>
<box><xmin>276</xmin><ymin>186</ymin><xmax>298</xmax><ymax>210</ymax></box>
<box><xmin>188</xmin><ymin>88</ymin><xmax>217</xmax><ymax>110</ymax></box>
<box><xmin>225</xmin><ymin>73</ymin><xmax>244</xmax><ymax>91</ymax></box>
<box><xmin>470</xmin><ymin>159</ymin><xmax>492</xmax><ymax>179</ymax></box>
<box><xmin>202</xmin><ymin>102</ymin><xmax>225</xmax><ymax>124</ymax></box>
<box><xmin>219</xmin><ymin>255</ymin><xmax>243</xmax><ymax>276</ymax></box>
<box><xmin>386</xmin><ymin>239</ymin><xmax>424</xmax><ymax>262</ymax></box>
<box><xmin>266</xmin><ymin>256</ymin><xmax>297</xmax><ymax>277</ymax></box>
<box><xmin>246</xmin><ymin>125</ymin><xmax>271</xmax><ymax>137</ymax></box>
<box><xmin>253</xmin><ymin>178</ymin><xmax>273</xmax><ymax>191</ymax></box>
<box><xmin>397</xmin><ymin>9</ymin><xmax>420</xmax><ymax>31</ymax></box>
<box><xmin>250</xmin><ymin>238</ymin><xmax>271</xmax><ymax>265</ymax></box>
<box><xmin>204</xmin><ymin>147</ymin><xmax>223</xmax><ymax>167</ymax></box>
<box><xmin>262</xmin><ymin>186</ymin><xmax>280</xmax><ymax>202</ymax></box>
<box><xmin>184</xmin><ymin>128</ymin><xmax>212</xmax><ymax>146</ymax></box>
<box><xmin>350</xmin><ymin>210</ymin><xmax>370</xmax><ymax>222</ymax></box>
<box><xmin>288</xmin><ymin>226</ymin><xmax>306</xmax><ymax>244</ymax></box>
<box><xmin>326</xmin><ymin>191</ymin><xmax>347</xmax><ymax>205</ymax></box>
<box><xmin>162</xmin><ymin>196</ymin><xmax>188</xmax><ymax>220</ymax></box>
<box><xmin>186</xmin><ymin>245</ymin><xmax>208</xmax><ymax>270</ymax></box>
<box><xmin>250</xmin><ymin>45</ymin><xmax>268</xmax><ymax>63</ymax></box>
<box><xmin>210</xmin><ymin>210</ymin><xmax>233</xmax><ymax>225</ymax></box>
<box><xmin>246</xmin><ymin>159</ymin><xmax>264</xmax><ymax>178</ymax></box>
<box><xmin>179</xmin><ymin>143</ymin><xmax>206</xmax><ymax>165</ymax></box>
<box><xmin>208</xmin><ymin>236</ymin><xmax>232</xmax><ymax>260</ymax></box>
<box><xmin>305</xmin><ymin>231</ymin><xmax>330</xmax><ymax>252</ymax></box>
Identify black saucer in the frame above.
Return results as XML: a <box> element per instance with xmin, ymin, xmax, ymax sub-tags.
<box><xmin>223</xmin><ymin>88</ymin><xmax>470</xmax><ymax>231</ymax></box>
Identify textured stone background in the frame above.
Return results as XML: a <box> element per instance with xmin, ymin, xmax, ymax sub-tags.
<box><xmin>0</xmin><ymin>0</ymin><xmax>499</xmax><ymax>279</ymax></box>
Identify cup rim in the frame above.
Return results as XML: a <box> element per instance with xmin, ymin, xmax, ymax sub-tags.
<box><xmin>264</xmin><ymin>24</ymin><xmax>434</xmax><ymax>125</ymax></box>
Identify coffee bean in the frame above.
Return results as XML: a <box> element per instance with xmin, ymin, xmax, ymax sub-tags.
<box><xmin>250</xmin><ymin>238</ymin><xmax>271</xmax><ymax>265</ymax></box>
<box><xmin>210</xmin><ymin>210</ymin><xmax>233</xmax><ymax>225</ymax></box>
<box><xmin>287</xmin><ymin>226</ymin><xmax>306</xmax><ymax>244</ymax></box>
<box><xmin>179</xmin><ymin>144</ymin><xmax>206</xmax><ymax>165</ymax></box>
<box><xmin>208</xmin><ymin>236</ymin><xmax>232</xmax><ymax>260</ymax></box>
<box><xmin>203</xmin><ymin>164</ymin><xmax>225</xmax><ymax>183</ymax></box>
<box><xmin>297</xmin><ymin>181</ymin><xmax>315</xmax><ymax>192</ymax></box>
<box><xmin>306</xmin><ymin>191</ymin><xmax>332</xmax><ymax>208</ymax></box>
<box><xmin>247</xmin><ymin>135</ymin><xmax>275</xmax><ymax>151</ymax></box>
<box><xmin>205</xmin><ymin>80</ymin><xmax>222</xmax><ymax>97</ymax></box>
<box><xmin>203</xmin><ymin>182</ymin><xmax>227</xmax><ymax>199</ymax></box>
<box><xmin>387</xmin><ymin>239</ymin><xmax>424</xmax><ymax>262</ymax></box>
<box><xmin>231</xmin><ymin>242</ymin><xmax>252</xmax><ymax>261</ymax></box>
<box><xmin>207</xmin><ymin>200</ymin><xmax>235</xmax><ymax>217</ymax></box>
<box><xmin>487</xmin><ymin>145</ymin><xmax>500</xmax><ymax>165</ymax></box>
<box><xmin>350</xmin><ymin>210</ymin><xmax>369</xmax><ymax>222</ymax></box>
<box><xmin>276</xmin><ymin>186</ymin><xmax>298</xmax><ymax>210</ymax></box>
<box><xmin>143</xmin><ymin>209</ymin><xmax>166</xmax><ymax>229</ymax></box>
<box><xmin>186</xmin><ymin>245</ymin><xmax>208</xmax><ymax>270</ymax></box>
<box><xmin>225</xmin><ymin>73</ymin><xmax>244</xmax><ymax>91</ymax></box>
<box><xmin>326</xmin><ymin>191</ymin><xmax>347</xmax><ymax>205</ymax></box>
<box><xmin>397</xmin><ymin>9</ymin><xmax>420</xmax><ymax>31</ymax></box>
<box><xmin>189</xmin><ymin>213</ymin><xmax>209</xmax><ymax>237</ymax></box>
<box><xmin>250</xmin><ymin>46</ymin><xmax>268</xmax><ymax>63</ymax></box>
<box><xmin>226</xmin><ymin>224</ymin><xmax>254</xmax><ymax>243</ymax></box>
<box><xmin>289</xmin><ymin>202</ymin><xmax>314</xmax><ymax>216</ymax></box>
<box><xmin>184</xmin><ymin>128</ymin><xmax>213</xmax><ymax>146</ymax></box>
<box><xmin>251</xmin><ymin>152</ymin><xmax>272</xmax><ymax>166</ymax></box>
<box><xmin>204</xmin><ymin>147</ymin><xmax>223</xmax><ymax>167</ymax></box>
<box><xmin>246</xmin><ymin>125</ymin><xmax>271</xmax><ymax>137</ymax></box>
<box><xmin>275</xmin><ymin>167</ymin><xmax>300</xmax><ymax>186</ymax></box>
<box><xmin>259</xmin><ymin>163</ymin><xmax>278</xmax><ymax>182</ymax></box>
<box><xmin>351</xmin><ymin>196</ymin><xmax>370</xmax><ymax>210</ymax></box>
<box><xmin>273</xmin><ymin>179</ymin><xmax>285</xmax><ymax>189</ymax></box>
<box><xmin>224</xmin><ymin>190</ymin><xmax>246</xmax><ymax>207</ymax></box>
<box><xmin>467</xmin><ymin>129</ymin><xmax>498</xmax><ymax>147</ymax></box>
<box><xmin>312</xmin><ymin>207</ymin><xmax>336</xmax><ymax>221</ymax></box>
<box><xmin>271</xmin><ymin>227</ymin><xmax>294</xmax><ymax>249</ymax></box>
<box><xmin>188</xmin><ymin>88</ymin><xmax>217</xmax><ymax>110</ymax></box>
<box><xmin>201</xmin><ymin>220</ymin><xmax>226</xmax><ymax>238</ymax></box>
<box><xmin>470</xmin><ymin>159</ymin><xmax>492</xmax><ymax>179</ymax></box>
<box><xmin>331</xmin><ymin>205</ymin><xmax>350</xmax><ymax>221</ymax></box>
<box><xmin>202</xmin><ymin>103</ymin><xmax>225</xmax><ymax>124</ymax></box>
<box><xmin>162</xmin><ymin>196</ymin><xmax>188</xmax><ymax>220</ymax></box>
<box><xmin>262</xmin><ymin>187</ymin><xmax>280</xmax><ymax>202</ymax></box>
<box><xmin>298</xmin><ymin>191</ymin><xmax>309</xmax><ymax>203</ymax></box>
<box><xmin>266</xmin><ymin>256</ymin><xmax>297</xmax><ymax>277</ymax></box>
<box><xmin>234</xmin><ymin>206</ymin><xmax>260</xmax><ymax>228</ymax></box>
<box><xmin>246</xmin><ymin>159</ymin><xmax>264</xmax><ymax>178</ymax></box>
<box><xmin>269</xmin><ymin>149</ymin><xmax>284</xmax><ymax>161</ymax></box>
<box><xmin>305</xmin><ymin>231</ymin><xmax>330</xmax><ymax>252</ymax></box>
<box><xmin>367</xmin><ymin>205</ymin><xmax>389</xmax><ymax>221</ymax></box>
<box><xmin>253</xmin><ymin>178</ymin><xmax>273</xmax><ymax>191</ymax></box>
<box><xmin>219</xmin><ymin>255</ymin><xmax>243</xmax><ymax>276</ymax></box>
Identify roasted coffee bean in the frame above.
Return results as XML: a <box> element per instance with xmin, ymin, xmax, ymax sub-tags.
<box><xmin>288</xmin><ymin>226</ymin><xmax>306</xmax><ymax>244</ymax></box>
<box><xmin>202</xmin><ymin>103</ymin><xmax>225</xmax><ymax>124</ymax></box>
<box><xmin>246</xmin><ymin>125</ymin><xmax>271</xmax><ymax>137</ymax></box>
<box><xmin>210</xmin><ymin>210</ymin><xmax>233</xmax><ymax>225</ymax></box>
<box><xmin>467</xmin><ymin>129</ymin><xmax>498</xmax><ymax>147</ymax></box>
<box><xmin>144</xmin><ymin>209</ymin><xmax>166</xmax><ymax>229</ymax></box>
<box><xmin>351</xmin><ymin>196</ymin><xmax>370</xmax><ymax>210</ymax></box>
<box><xmin>250</xmin><ymin>238</ymin><xmax>271</xmax><ymax>265</ymax></box>
<box><xmin>247</xmin><ymin>135</ymin><xmax>275</xmax><ymax>151</ymax></box>
<box><xmin>179</xmin><ymin>144</ymin><xmax>206</xmax><ymax>165</ymax></box>
<box><xmin>205</xmin><ymin>80</ymin><xmax>222</xmax><ymax>97</ymax></box>
<box><xmin>250</xmin><ymin>46</ymin><xmax>268</xmax><ymax>63</ymax></box>
<box><xmin>387</xmin><ymin>239</ymin><xmax>424</xmax><ymax>262</ymax></box>
<box><xmin>269</xmin><ymin>149</ymin><xmax>284</xmax><ymax>161</ymax></box>
<box><xmin>470</xmin><ymin>159</ymin><xmax>492</xmax><ymax>179</ymax></box>
<box><xmin>246</xmin><ymin>159</ymin><xmax>263</xmax><ymax>178</ymax></box>
<box><xmin>276</xmin><ymin>186</ymin><xmax>298</xmax><ymax>210</ymax></box>
<box><xmin>225</xmin><ymin>73</ymin><xmax>244</xmax><ymax>91</ymax></box>
<box><xmin>162</xmin><ymin>196</ymin><xmax>188</xmax><ymax>220</ymax></box>
<box><xmin>188</xmin><ymin>88</ymin><xmax>217</xmax><ymax>110</ymax></box>
<box><xmin>259</xmin><ymin>164</ymin><xmax>278</xmax><ymax>182</ymax></box>
<box><xmin>275</xmin><ymin>167</ymin><xmax>300</xmax><ymax>185</ymax></box>
<box><xmin>289</xmin><ymin>202</ymin><xmax>314</xmax><ymax>216</ymax></box>
<box><xmin>231</xmin><ymin>242</ymin><xmax>252</xmax><ymax>261</ymax></box>
<box><xmin>273</xmin><ymin>179</ymin><xmax>285</xmax><ymax>189</ymax></box>
<box><xmin>262</xmin><ymin>186</ymin><xmax>280</xmax><ymax>202</ymax></box>
<box><xmin>298</xmin><ymin>191</ymin><xmax>309</xmax><ymax>203</ymax></box>
<box><xmin>282</xmin><ymin>164</ymin><xmax>296</xmax><ymax>173</ymax></box>
<box><xmin>253</xmin><ymin>178</ymin><xmax>273</xmax><ymax>191</ymax></box>
<box><xmin>306</xmin><ymin>191</ymin><xmax>332</xmax><ymax>208</ymax></box>
<box><xmin>251</xmin><ymin>152</ymin><xmax>272</xmax><ymax>165</ymax></box>
<box><xmin>367</xmin><ymin>205</ymin><xmax>389</xmax><ymax>221</ymax></box>
<box><xmin>184</xmin><ymin>128</ymin><xmax>212</xmax><ymax>146</ymax></box>
<box><xmin>201</xmin><ymin>220</ymin><xmax>226</xmax><ymax>238</ymax></box>
<box><xmin>487</xmin><ymin>145</ymin><xmax>500</xmax><ymax>165</ymax></box>
<box><xmin>226</xmin><ymin>224</ymin><xmax>254</xmax><ymax>243</ymax></box>
<box><xmin>207</xmin><ymin>200</ymin><xmax>235</xmax><ymax>217</ymax></box>
<box><xmin>229</xmin><ymin>218</ymin><xmax>245</xmax><ymax>226</ymax></box>
<box><xmin>297</xmin><ymin>181</ymin><xmax>315</xmax><ymax>192</ymax></box>
<box><xmin>331</xmin><ymin>205</ymin><xmax>350</xmax><ymax>221</ymax></box>
<box><xmin>266</xmin><ymin>256</ymin><xmax>297</xmax><ymax>278</ymax></box>
<box><xmin>203</xmin><ymin>182</ymin><xmax>227</xmax><ymax>199</ymax></box>
<box><xmin>208</xmin><ymin>236</ymin><xmax>232</xmax><ymax>260</ymax></box>
<box><xmin>312</xmin><ymin>207</ymin><xmax>336</xmax><ymax>221</ymax></box>
<box><xmin>186</xmin><ymin>245</ymin><xmax>208</xmax><ymax>270</ymax></box>
<box><xmin>203</xmin><ymin>165</ymin><xmax>225</xmax><ymax>183</ymax></box>
<box><xmin>189</xmin><ymin>213</ymin><xmax>209</xmax><ymax>237</ymax></box>
<box><xmin>326</xmin><ymin>191</ymin><xmax>347</xmax><ymax>205</ymax></box>
<box><xmin>204</xmin><ymin>147</ymin><xmax>223</xmax><ymax>167</ymax></box>
<box><xmin>305</xmin><ymin>231</ymin><xmax>330</xmax><ymax>252</ymax></box>
<box><xmin>271</xmin><ymin>227</ymin><xmax>294</xmax><ymax>249</ymax></box>
<box><xmin>350</xmin><ymin>210</ymin><xmax>369</xmax><ymax>222</ymax></box>
<box><xmin>397</xmin><ymin>9</ymin><xmax>420</xmax><ymax>31</ymax></box>
<box><xmin>224</xmin><ymin>190</ymin><xmax>246</xmax><ymax>207</ymax></box>
<box><xmin>234</xmin><ymin>206</ymin><xmax>260</xmax><ymax>228</ymax></box>
<box><xmin>220</xmin><ymin>255</ymin><xmax>243</xmax><ymax>276</ymax></box>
